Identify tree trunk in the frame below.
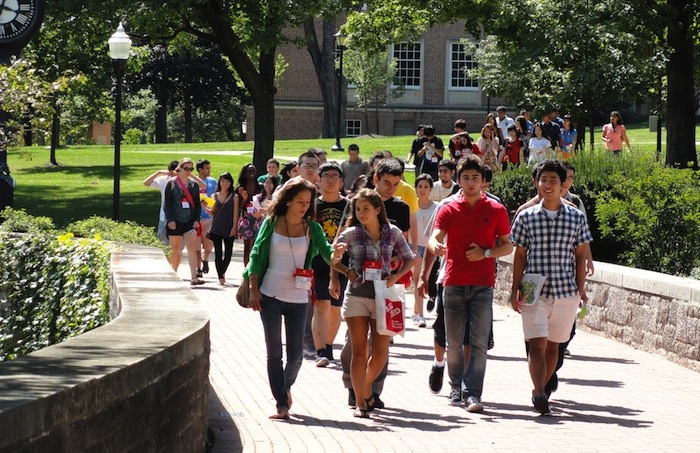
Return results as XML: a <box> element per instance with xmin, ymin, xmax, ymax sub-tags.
<box><xmin>49</xmin><ymin>96</ymin><xmax>59</xmax><ymax>166</ymax></box>
<box><xmin>184</xmin><ymin>96</ymin><xmax>193</xmax><ymax>143</ymax></box>
<box><xmin>304</xmin><ymin>18</ymin><xmax>339</xmax><ymax>139</ymax></box>
<box><xmin>155</xmin><ymin>88</ymin><xmax>168</xmax><ymax>143</ymax></box>
<box><xmin>665</xmin><ymin>0</ymin><xmax>697</xmax><ymax>169</ymax></box>
<box><xmin>200</xmin><ymin>0</ymin><xmax>276</xmax><ymax>171</ymax></box>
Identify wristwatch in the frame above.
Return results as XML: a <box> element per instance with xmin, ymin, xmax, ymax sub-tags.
<box><xmin>484</xmin><ymin>248</ymin><xmax>492</xmax><ymax>258</ymax></box>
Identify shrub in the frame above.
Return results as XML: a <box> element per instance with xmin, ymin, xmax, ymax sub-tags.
<box><xmin>124</xmin><ymin>128</ymin><xmax>144</xmax><ymax>145</ymax></box>
<box><xmin>490</xmin><ymin>165</ymin><xmax>536</xmax><ymax>218</ymax></box>
<box><xmin>66</xmin><ymin>216</ymin><xmax>167</xmax><ymax>252</ymax></box>
<box><xmin>0</xmin><ymin>207</ymin><xmax>55</xmax><ymax>233</ymax></box>
<box><xmin>0</xmin><ymin>233</ymin><xmax>111</xmax><ymax>361</ymax></box>
<box><xmin>596</xmin><ymin>164</ymin><xmax>700</xmax><ymax>276</ymax></box>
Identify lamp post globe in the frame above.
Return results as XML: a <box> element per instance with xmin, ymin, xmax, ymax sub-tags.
<box><xmin>108</xmin><ymin>22</ymin><xmax>131</xmax><ymax>221</ymax></box>
<box><xmin>331</xmin><ymin>30</ymin><xmax>346</xmax><ymax>152</ymax></box>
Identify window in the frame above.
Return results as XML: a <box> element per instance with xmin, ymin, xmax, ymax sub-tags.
<box><xmin>392</xmin><ymin>42</ymin><xmax>421</xmax><ymax>88</ymax></box>
<box><xmin>346</xmin><ymin>119</ymin><xmax>361</xmax><ymax>138</ymax></box>
<box><xmin>450</xmin><ymin>42</ymin><xmax>478</xmax><ymax>89</ymax></box>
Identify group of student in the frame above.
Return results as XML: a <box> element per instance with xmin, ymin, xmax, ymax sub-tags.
<box><xmin>144</xmin><ymin>132</ymin><xmax>594</xmax><ymax>420</ymax></box>
<box><xmin>408</xmin><ymin>107</ymin><xmax>632</xmax><ymax>176</ymax></box>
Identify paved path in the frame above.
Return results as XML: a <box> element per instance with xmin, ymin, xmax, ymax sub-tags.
<box><xmin>176</xmin><ymin>243</ymin><xmax>700</xmax><ymax>452</ymax></box>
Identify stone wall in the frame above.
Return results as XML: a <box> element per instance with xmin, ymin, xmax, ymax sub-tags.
<box><xmin>0</xmin><ymin>245</ymin><xmax>210</xmax><ymax>452</ymax></box>
<box><xmin>494</xmin><ymin>255</ymin><xmax>700</xmax><ymax>372</ymax></box>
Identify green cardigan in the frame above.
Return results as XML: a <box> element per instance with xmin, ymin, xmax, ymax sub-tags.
<box><xmin>242</xmin><ymin>216</ymin><xmax>334</xmax><ymax>285</ymax></box>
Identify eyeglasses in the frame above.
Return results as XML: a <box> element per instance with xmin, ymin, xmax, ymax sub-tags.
<box><xmin>321</xmin><ymin>174</ymin><xmax>341</xmax><ymax>180</ymax></box>
<box><xmin>181</xmin><ymin>166</ymin><xmax>194</xmax><ymax>171</ymax></box>
<box><xmin>301</xmin><ymin>163</ymin><xmax>319</xmax><ymax>170</ymax></box>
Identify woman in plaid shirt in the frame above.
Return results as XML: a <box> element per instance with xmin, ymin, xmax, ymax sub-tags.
<box><xmin>334</xmin><ymin>189</ymin><xmax>415</xmax><ymax>418</ymax></box>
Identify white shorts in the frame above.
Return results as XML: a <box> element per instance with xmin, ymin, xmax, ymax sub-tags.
<box><xmin>521</xmin><ymin>296</ymin><xmax>579</xmax><ymax>343</ymax></box>
<box><xmin>342</xmin><ymin>294</ymin><xmax>377</xmax><ymax>319</ymax></box>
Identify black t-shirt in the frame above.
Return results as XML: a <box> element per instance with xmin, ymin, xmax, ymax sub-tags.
<box><xmin>383</xmin><ymin>197</ymin><xmax>410</xmax><ymax>232</ymax></box>
<box><xmin>542</xmin><ymin>121</ymin><xmax>562</xmax><ymax>148</ymax></box>
<box><xmin>419</xmin><ymin>136</ymin><xmax>444</xmax><ymax>180</ymax></box>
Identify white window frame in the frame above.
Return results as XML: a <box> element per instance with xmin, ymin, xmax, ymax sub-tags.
<box><xmin>447</xmin><ymin>41</ymin><xmax>478</xmax><ymax>91</ymax></box>
<box><xmin>391</xmin><ymin>41</ymin><xmax>422</xmax><ymax>89</ymax></box>
<box><xmin>346</xmin><ymin>119</ymin><xmax>362</xmax><ymax>138</ymax></box>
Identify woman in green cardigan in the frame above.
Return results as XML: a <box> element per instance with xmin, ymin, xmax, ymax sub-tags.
<box><xmin>243</xmin><ymin>177</ymin><xmax>348</xmax><ymax>420</ymax></box>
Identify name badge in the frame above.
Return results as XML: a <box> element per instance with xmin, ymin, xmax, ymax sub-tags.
<box><xmin>181</xmin><ymin>201</ymin><xmax>190</xmax><ymax>209</ymax></box>
<box><xmin>294</xmin><ymin>268</ymin><xmax>313</xmax><ymax>290</ymax></box>
<box><xmin>363</xmin><ymin>260</ymin><xmax>382</xmax><ymax>281</ymax></box>
<box><xmin>455</xmin><ymin>150</ymin><xmax>461</xmax><ymax>157</ymax></box>
<box><xmin>431</xmin><ymin>157</ymin><xmax>439</xmax><ymax>163</ymax></box>
<box><xmin>246</xmin><ymin>206</ymin><xmax>255</xmax><ymax>214</ymax></box>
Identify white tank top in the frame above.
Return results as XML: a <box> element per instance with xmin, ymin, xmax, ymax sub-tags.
<box><xmin>259</xmin><ymin>232</ymin><xmax>310</xmax><ymax>303</ymax></box>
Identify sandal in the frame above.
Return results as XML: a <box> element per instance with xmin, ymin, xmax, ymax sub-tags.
<box><xmin>365</xmin><ymin>396</ymin><xmax>376</xmax><ymax>412</ymax></box>
<box><xmin>353</xmin><ymin>408</ymin><xmax>370</xmax><ymax>419</ymax></box>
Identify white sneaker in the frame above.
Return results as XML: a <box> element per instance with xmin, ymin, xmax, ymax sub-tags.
<box><xmin>418</xmin><ymin>316</ymin><xmax>427</xmax><ymax>328</ymax></box>
<box><xmin>411</xmin><ymin>314</ymin><xmax>420</xmax><ymax>325</ymax></box>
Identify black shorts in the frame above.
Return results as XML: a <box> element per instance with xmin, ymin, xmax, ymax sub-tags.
<box><xmin>166</xmin><ymin>220</ymin><xmax>194</xmax><ymax>236</ymax></box>
<box><xmin>314</xmin><ymin>275</ymin><xmax>348</xmax><ymax>307</ymax></box>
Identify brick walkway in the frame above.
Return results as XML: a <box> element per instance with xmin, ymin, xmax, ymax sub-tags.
<box><xmin>177</xmin><ymin>243</ymin><xmax>700</xmax><ymax>452</ymax></box>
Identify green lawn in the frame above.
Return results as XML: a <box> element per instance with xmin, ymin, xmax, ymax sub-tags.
<box><xmin>5</xmin><ymin>123</ymin><xmax>697</xmax><ymax>228</ymax></box>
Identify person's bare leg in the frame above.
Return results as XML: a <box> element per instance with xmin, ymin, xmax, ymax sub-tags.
<box><xmin>184</xmin><ymin>230</ymin><xmax>199</xmax><ymax>280</ymax></box>
<box><xmin>365</xmin><ymin>320</ymin><xmax>391</xmax><ymax>403</ymax></box>
<box><xmin>528</xmin><ymin>337</ymin><xmax>548</xmax><ymax>395</ymax></box>
<box><xmin>169</xmin><ymin>235</ymin><xmax>182</xmax><ymax>271</ymax></box>
<box><xmin>312</xmin><ymin>299</ymin><xmax>330</xmax><ymax>351</ymax></box>
<box><xmin>327</xmin><ymin>305</ymin><xmax>342</xmax><ymax>347</ymax></box>
<box><xmin>347</xmin><ymin>317</ymin><xmax>370</xmax><ymax>413</ymax></box>
<box><xmin>413</xmin><ymin>257</ymin><xmax>424</xmax><ymax>316</ymax></box>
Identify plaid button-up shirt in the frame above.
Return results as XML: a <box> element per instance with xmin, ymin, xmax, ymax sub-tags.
<box><xmin>337</xmin><ymin>223</ymin><xmax>415</xmax><ymax>298</ymax></box>
<box><xmin>511</xmin><ymin>201</ymin><xmax>593</xmax><ymax>298</ymax></box>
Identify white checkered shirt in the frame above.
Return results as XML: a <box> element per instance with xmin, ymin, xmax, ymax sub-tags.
<box><xmin>510</xmin><ymin>201</ymin><xmax>593</xmax><ymax>298</ymax></box>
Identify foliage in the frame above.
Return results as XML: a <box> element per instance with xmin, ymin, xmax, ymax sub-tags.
<box><xmin>66</xmin><ymin>217</ymin><xmax>167</xmax><ymax>252</ymax></box>
<box><xmin>488</xmin><ymin>165</ymin><xmax>536</xmax><ymax>217</ymax></box>
<box><xmin>596</xmin><ymin>163</ymin><xmax>700</xmax><ymax>276</ymax></box>
<box><xmin>124</xmin><ymin>128</ymin><xmax>144</xmax><ymax>145</ymax></box>
<box><xmin>0</xmin><ymin>208</ymin><xmax>55</xmax><ymax>234</ymax></box>
<box><xmin>344</xmin><ymin>46</ymin><xmax>404</xmax><ymax>134</ymax></box>
<box><xmin>0</xmin><ymin>232</ymin><xmax>111</xmax><ymax>361</ymax></box>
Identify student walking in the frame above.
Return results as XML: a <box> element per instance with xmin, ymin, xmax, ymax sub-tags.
<box><xmin>334</xmin><ymin>189</ymin><xmax>415</xmax><ymax>418</ymax></box>
<box><xmin>244</xmin><ymin>178</ymin><xmax>348</xmax><ymax>420</ymax></box>
<box><xmin>509</xmin><ymin>159</ymin><xmax>593</xmax><ymax>415</ymax></box>
<box><xmin>208</xmin><ymin>172</ymin><xmax>238</xmax><ymax>286</ymax></box>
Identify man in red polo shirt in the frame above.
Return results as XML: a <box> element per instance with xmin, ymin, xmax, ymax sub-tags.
<box><xmin>428</xmin><ymin>155</ymin><xmax>513</xmax><ymax>412</ymax></box>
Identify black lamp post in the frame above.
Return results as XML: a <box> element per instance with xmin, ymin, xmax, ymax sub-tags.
<box><xmin>108</xmin><ymin>23</ymin><xmax>131</xmax><ymax>221</ymax></box>
<box><xmin>331</xmin><ymin>31</ymin><xmax>346</xmax><ymax>152</ymax></box>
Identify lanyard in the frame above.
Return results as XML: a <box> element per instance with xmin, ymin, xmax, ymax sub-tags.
<box><xmin>175</xmin><ymin>177</ymin><xmax>195</xmax><ymax>207</ymax></box>
<box><xmin>361</xmin><ymin>225</ymin><xmax>384</xmax><ymax>266</ymax></box>
<box><xmin>284</xmin><ymin>216</ymin><xmax>308</xmax><ymax>269</ymax></box>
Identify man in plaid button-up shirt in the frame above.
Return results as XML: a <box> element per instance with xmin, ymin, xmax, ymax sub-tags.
<box><xmin>510</xmin><ymin>160</ymin><xmax>592</xmax><ymax>415</ymax></box>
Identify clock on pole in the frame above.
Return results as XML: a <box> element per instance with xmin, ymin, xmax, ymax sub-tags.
<box><xmin>0</xmin><ymin>0</ymin><xmax>46</xmax><ymax>212</ymax></box>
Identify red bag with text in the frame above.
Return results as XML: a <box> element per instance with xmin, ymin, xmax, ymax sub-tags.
<box><xmin>374</xmin><ymin>280</ymin><xmax>405</xmax><ymax>337</ymax></box>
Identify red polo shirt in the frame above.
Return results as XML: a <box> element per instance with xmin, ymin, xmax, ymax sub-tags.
<box><xmin>434</xmin><ymin>193</ymin><xmax>510</xmax><ymax>287</ymax></box>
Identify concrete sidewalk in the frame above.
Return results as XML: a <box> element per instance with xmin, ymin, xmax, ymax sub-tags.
<box><xmin>177</xmin><ymin>242</ymin><xmax>700</xmax><ymax>452</ymax></box>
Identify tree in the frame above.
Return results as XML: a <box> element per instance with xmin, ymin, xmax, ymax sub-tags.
<box><xmin>345</xmin><ymin>0</ymin><xmax>698</xmax><ymax>168</ymax></box>
<box><xmin>344</xmin><ymin>46</ymin><xmax>403</xmax><ymax>135</ymax></box>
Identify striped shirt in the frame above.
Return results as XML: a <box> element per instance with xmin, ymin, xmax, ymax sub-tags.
<box><xmin>510</xmin><ymin>201</ymin><xmax>593</xmax><ymax>298</ymax></box>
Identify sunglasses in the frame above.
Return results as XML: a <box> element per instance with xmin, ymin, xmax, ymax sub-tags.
<box><xmin>181</xmin><ymin>166</ymin><xmax>194</xmax><ymax>171</ymax></box>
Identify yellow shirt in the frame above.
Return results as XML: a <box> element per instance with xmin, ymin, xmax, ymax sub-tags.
<box><xmin>395</xmin><ymin>180</ymin><xmax>419</xmax><ymax>214</ymax></box>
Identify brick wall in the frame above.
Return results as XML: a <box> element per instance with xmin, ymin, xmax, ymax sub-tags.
<box><xmin>0</xmin><ymin>245</ymin><xmax>210</xmax><ymax>453</ymax></box>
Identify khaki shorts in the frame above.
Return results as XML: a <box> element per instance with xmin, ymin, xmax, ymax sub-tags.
<box><xmin>521</xmin><ymin>296</ymin><xmax>579</xmax><ymax>343</ymax></box>
<box><xmin>342</xmin><ymin>293</ymin><xmax>377</xmax><ymax>319</ymax></box>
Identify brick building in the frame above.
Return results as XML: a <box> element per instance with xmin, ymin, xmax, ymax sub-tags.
<box><xmin>245</xmin><ymin>20</ymin><xmax>509</xmax><ymax>141</ymax></box>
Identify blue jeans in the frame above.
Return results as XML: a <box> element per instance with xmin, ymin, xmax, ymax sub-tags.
<box><xmin>259</xmin><ymin>294</ymin><xmax>308</xmax><ymax>409</ymax></box>
<box><xmin>443</xmin><ymin>285</ymin><xmax>493</xmax><ymax>399</ymax></box>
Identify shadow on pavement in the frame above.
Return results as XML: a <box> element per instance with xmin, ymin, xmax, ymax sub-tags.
<box><xmin>559</xmin><ymin>377</ymin><xmax>624</xmax><ymax>388</ymax></box>
<box><xmin>208</xmin><ymin>386</ymin><xmax>242</xmax><ymax>453</ymax></box>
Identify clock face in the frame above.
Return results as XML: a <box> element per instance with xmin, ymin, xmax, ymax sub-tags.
<box><xmin>0</xmin><ymin>0</ymin><xmax>44</xmax><ymax>45</ymax></box>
